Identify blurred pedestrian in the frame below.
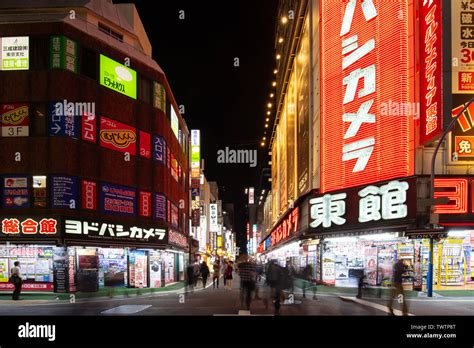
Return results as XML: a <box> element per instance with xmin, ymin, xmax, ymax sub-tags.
<box><xmin>186</xmin><ymin>262</ymin><xmax>195</xmax><ymax>293</ymax></box>
<box><xmin>387</xmin><ymin>259</ymin><xmax>408</xmax><ymax>315</ymax></box>
<box><xmin>356</xmin><ymin>269</ymin><xmax>365</xmax><ymax>299</ymax></box>
<box><xmin>222</xmin><ymin>261</ymin><xmax>228</xmax><ymax>287</ymax></box>
<box><xmin>225</xmin><ymin>261</ymin><xmax>234</xmax><ymax>290</ymax></box>
<box><xmin>193</xmin><ymin>261</ymin><xmax>200</xmax><ymax>286</ymax></box>
<box><xmin>9</xmin><ymin>261</ymin><xmax>22</xmax><ymax>300</ymax></box>
<box><xmin>237</xmin><ymin>256</ymin><xmax>256</xmax><ymax>310</ymax></box>
<box><xmin>302</xmin><ymin>264</ymin><xmax>316</xmax><ymax>299</ymax></box>
<box><xmin>265</xmin><ymin>261</ymin><xmax>284</xmax><ymax>315</ymax></box>
<box><xmin>212</xmin><ymin>260</ymin><xmax>220</xmax><ymax>288</ymax></box>
<box><xmin>200</xmin><ymin>261</ymin><xmax>210</xmax><ymax>288</ymax></box>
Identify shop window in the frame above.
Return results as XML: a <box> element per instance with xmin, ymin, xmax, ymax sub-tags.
<box><xmin>32</xmin><ymin>175</ymin><xmax>47</xmax><ymax>208</ymax></box>
<box><xmin>30</xmin><ymin>36</ymin><xmax>49</xmax><ymax>70</ymax></box>
<box><xmin>138</xmin><ymin>76</ymin><xmax>151</xmax><ymax>104</ymax></box>
<box><xmin>80</xmin><ymin>46</ymin><xmax>97</xmax><ymax>80</ymax></box>
<box><xmin>31</xmin><ymin>103</ymin><xmax>47</xmax><ymax>136</ymax></box>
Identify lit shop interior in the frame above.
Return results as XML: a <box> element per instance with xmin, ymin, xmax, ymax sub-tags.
<box><xmin>261</xmin><ymin>231</ymin><xmax>474</xmax><ymax>290</ymax></box>
<box><xmin>0</xmin><ymin>244</ymin><xmax>186</xmax><ymax>292</ymax></box>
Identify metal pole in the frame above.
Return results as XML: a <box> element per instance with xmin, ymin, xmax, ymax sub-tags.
<box><xmin>427</xmin><ymin>96</ymin><xmax>474</xmax><ymax>297</ymax></box>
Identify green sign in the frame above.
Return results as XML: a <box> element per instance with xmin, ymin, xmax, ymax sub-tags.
<box><xmin>100</xmin><ymin>54</ymin><xmax>137</xmax><ymax>99</ymax></box>
<box><xmin>1</xmin><ymin>36</ymin><xmax>29</xmax><ymax>70</ymax></box>
<box><xmin>50</xmin><ymin>36</ymin><xmax>78</xmax><ymax>73</ymax></box>
<box><xmin>153</xmin><ymin>82</ymin><xmax>166</xmax><ymax>111</ymax></box>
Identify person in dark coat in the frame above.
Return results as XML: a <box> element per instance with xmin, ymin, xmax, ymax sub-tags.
<box><xmin>387</xmin><ymin>259</ymin><xmax>409</xmax><ymax>315</ymax></box>
<box><xmin>186</xmin><ymin>263</ymin><xmax>195</xmax><ymax>293</ymax></box>
<box><xmin>200</xmin><ymin>261</ymin><xmax>210</xmax><ymax>288</ymax></box>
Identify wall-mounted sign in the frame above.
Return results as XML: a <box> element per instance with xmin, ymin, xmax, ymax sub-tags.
<box><xmin>0</xmin><ymin>217</ymin><xmax>58</xmax><ymax>236</ymax></box>
<box><xmin>64</xmin><ymin>219</ymin><xmax>167</xmax><ymax>244</ymax></box>
<box><xmin>81</xmin><ymin>179</ymin><xmax>97</xmax><ymax>210</ymax></box>
<box><xmin>81</xmin><ymin>113</ymin><xmax>96</xmax><ymax>143</ymax></box>
<box><xmin>2</xmin><ymin>176</ymin><xmax>29</xmax><ymax>208</ymax></box>
<box><xmin>210</xmin><ymin>203</ymin><xmax>218</xmax><ymax>232</ymax></box>
<box><xmin>154</xmin><ymin>193</ymin><xmax>167</xmax><ymax>221</ymax></box>
<box><xmin>153</xmin><ymin>82</ymin><xmax>166</xmax><ymax>111</ymax></box>
<box><xmin>100</xmin><ymin>54</ymin><xmax>136</xmax><ymax>99</ymax></box>
<box><xmin>1</xmin><ymin>104</ymin><xmax>29</xmax><ymax>137</ymax></box>
<box><xmin>100</xmin><ymin>116</ymin><xmax>136</xmax><ymax>155</ymax></box>
<box><xmin>99</xmin><ymin>183</ymin><xmax>136</xmax><ymax>216</ymax></box>
<box><xmin>420</xmin><ymin>0</ymin><xmax>442</xmax><ymax>144</ymax></box>
<box><xmin>48</xmin><ymin>102</ymin><xmax>79</xmax><ymax>139</ymax></box>
<box><xmin>139</xmin><ymin>131</ymin><xmax>151</xmax><ymax>159</ymax></box>
<box><xmin>248</xmin><ymin>187</ymin><xmax>254</xmax><ymax>205</ymax></box>
<box><xmin>171</xmin><ymin>153</ymin><xmax>179</xmax><ymax>182</ymax></box>
<box><xmin>50</xmin><ymin>176</ymin><xmax>78</xmax><ymax>209</ymax></box>
<box><xmin>139</xmin><ymin>191</ymin><xmax>151</xmax><ymax>218</ymax></box>
<box><xmin>32</xmin><ymin>176</ymin><xmax>47</xmax><ymax>208</ymax></box>
<box><xmin>168</xmin><ymin>230</ymin><xmax>188</xmax><ymax>249</ymax></box>
<box><xmin>171</xmin><ymin>203</ymin><xmax>179</xmax><ymax>228</ymax></box>
<box><xmin>269</xmin><ymin>207</ymin><xmax>299</xmax><ymax>247</ymax></box>
<box><xmin>153</xmin><ymin>135</ymin><xmax>166</xmax><ymax>164</ymax></box>
<box><xmin>320</xmin><ymin>0</ymin><xmax>414</xmax><ymax>193</ymax></box>
<box><xmin>170</xmin><ymin>107</ymin><xmax>179</xmax><ymax>141</ymax></box>
<box><xmin>449</xmin><ymin>95</ymin><xmax>474</xmax><ymax>163</ymax></box>
<box><xmin>452</xmin><ymin>0</ymin><xmax>474</xmax><ymax>93</ymax></box>
<box><xmin>50</xmin><ymin>36</ymin><xmax>78</xmax><ymax>73</ymax></box>
<box><xmin>1</xmin><ymin>36</ymin><xmax>28</xmax><ymax>70</ymax></box>
<box><xmin>308</xmin><ymin>179</ymin><xmax>416</xmax><ymax>234</ymax></box>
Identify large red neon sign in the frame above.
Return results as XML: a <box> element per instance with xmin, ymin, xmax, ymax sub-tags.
<box><xmin>270</xmin><ymin>207</ymin><xmax>299</xmax><ymax>247</ymax></box>
<box><xmin>320</xmin><ymin>0</ymin><xmax>414</xmax><ymax>193</ymax></box>
<box><xmin>434</xmin><ymin>178</ymin><xmax>469</xmax><ymax>214</ymax></box>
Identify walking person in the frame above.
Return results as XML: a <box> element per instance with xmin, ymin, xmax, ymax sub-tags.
<box><xmin>237</xmin><ymin>255</ymin><xmax>256</xmax><ymax>310</ymax></box>
<box><xmin>200</xmin><ymin>261</ymin><xmax>210</xmax><ymax>288</ymax></box>
<box><xmin>222</xmin><ymin>261</ymin><xmax>228</xmax><ymax>287</ymax></box>
<box><xmin>212</xmin><ymin>260</ymin><xmax>220</xmax><ymax>288</ymax></box>
<box><xmin>193</xmin><ymin>261</ymin><xmax>200</xmax><ymax>287</ymax></box>
<box><xmin>356</xmin><ymin>268</ymin><xmax>365</xmax><ymax>299</ymax></box>
<box><xmin>186</xmin><ymin>262</ymin><xmax>195</xmax><ymax>293</ymax></box>
<box><xmin>302</xmin><ymin>264</ymin><xmax>317</xmax><ymax>299</ymax></box>
<box><xmin>9</xmin><ymin>261</ymin><xmax>23</xmax><ymax>300</ymax></box>
<box><xmin>225</xmin><ymin>261</ymin><xmax>234</xmax><ymax>290</ymax></box>
<box><xmin>387</xmin><ymin>259</ymin><xmax>409</xmax><ymax>315</ymax></box>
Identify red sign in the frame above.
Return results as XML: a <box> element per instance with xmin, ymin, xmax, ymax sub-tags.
<box><xmin>99</xmin><ymin>116</ymin><xmax>136</xmax><ymax>155</ymax></box>
<box><xmin>270</xmin><ymin>207</ymin><xmax>299</xmax><ymax>247</ymax></box>
<box><xmin>1</xmin><ymin>217</ymin><xmax>58</xmax><ymax>235</ymax></box>
<box><xmin>139</xmin><ymin>131</ymin><xmax>151</xmax><ymax>159</ymax></box>
<box><xmin>82</xmin><ymin>180</ymin><xmax>97</xmax><ymax>210</ymax></box>
<box><xmin>169</xmin><ymin>230</ymin><xmax>188</xmax><ymax>249</ymax></box>
<box><xmin>320</xmin><ymin>0</ymin><xmax>414</xmax><ymax>193</ymax></box>
<box><xmin>139</xmin><ymin>191</ymin><xmax>151</xmax><ymax>217</ymax></box>
<box><xmin>0</xmin><ymin>282</ymin><xmax>54</xmax><ymax>291</ymax></box>
<box><xmin>81</xmin><ymin>113</ymin><xmax>96</xmax><ymax>143</ymax></box>
<box><xmin>171</xmin><ymin>153</ymin><xmax>179</xmax><ymax>182</ymax></box>
<box><xmin>420</xmin><ymin>0</ymin><xmax>442</xmax><ymax>144</ymax></box>
<box><xmin>434</xmin><ymin>178</ymin><xmax>469</xmax><ymax>214</ymax></box>
<box><xmin>1</xmin><ymin>103</ymin><xmax>29</xmax><ymax>137</ymax></box>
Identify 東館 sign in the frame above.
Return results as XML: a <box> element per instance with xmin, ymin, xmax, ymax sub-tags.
<box><xmin>308</xmin><ymin>178</ymin><xmax>417</xmax><ymax>235</ymax></box>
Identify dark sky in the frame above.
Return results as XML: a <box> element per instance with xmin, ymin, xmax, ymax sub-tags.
<box><xmin>117</xmin><ymin>0</ymin><xmax>278</xmax><ymax>250</ymax></box>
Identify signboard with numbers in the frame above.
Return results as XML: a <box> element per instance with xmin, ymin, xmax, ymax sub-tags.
<box><xmin>1</xmin><ymin>103</ymin><xmax>29</xmax><ymax>137</ymax></box>
<box><xmin>99</xmin><ymin>183</ymin><xmax>136</xmax><ymax>217</ymax></box>
<box><xmin>449</xmin><ymin>94</ymin><xmax>474</xmax><ymax>163</ymax></box>
<box><xmin>452</xmin><ymin>0</ymin><xmax>474</xmax><ymax>93</ymax></box>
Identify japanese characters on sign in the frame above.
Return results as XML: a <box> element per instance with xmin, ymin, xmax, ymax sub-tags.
<box><xmin>2</xmin><ymin>176</ymin><xmax>29</xmax><ymax>208</ymax></box>
<box><xmin>49</xmin><ymin>102</ymin><xmax>79</xmax><ymax>139</ymax></box>
<box><xmin>0</xmin><ymin>217</ymin><xmax>58</xmax><ymax>236</ymax></box>
<box><xmin>153</xmin><ymin>82</ymin><xmax>166</xmax><ymax>111</ymax></box>
<box><xmin>81</xmin><ymin>113</ymin><xmax>96</xmax><ymax>143</ymax></box>
<box><xmin>100</xmin><ymin>54</ymin><xmax>137</xmax><ymax>99</ymax></box>
<box><xmin>452</xmin><ymin>0</ymin><xmax>474</xmax><ymax>93</ymax></box>
<box><xmin>81</xmin><ymin>179</ymin><xmax>97</xmax><ymax>210</ymax></box>
<box><xmin>308</xmin><ymin>179</ymin><xmax>416</xmax><ymax>233</ymax></box>
<box><xmin>154</xmin><ymin>193</ymin><xmax>167</xmax><ymax>221</ymax></box>
<box><xmin>433</xmin><ymin>177</ymin><xmax>474</xmax><ymax>225</ymax></box>
<box><xmin>153</xmin><ymin>135</ymin><xmax>166</xmax><ymax>164</ymax></box>
<box><xmin>450</xmin><ymin>95</ymin><xmax>474</xmax><ymax>163</ymax></box>
<box><xmin>420</xmin><ymin>0</ymin><xmax>443</xmax><ymax>144</ymax></box>
<box><xmin>99</xmin><ymin>183</ymin><xmax>136</xmax><ymax>216</ymax></box>
<box><xmin>320</xmin><ymin>0</ymin><xmax>413</xmax><ymax>192</ymax></box>
<box><xmin>168</xmin><ymin>230</ymin><xmax>188</xmax><ymax>249</ymax></box>
<box><xmin>100</xmin><ymin>116</ymin><xmax>137</xmax><ymax>155</ymax></box>
<box><xmin>50</xmin><ymin>35</ymin><xmax>78</xmax><ymax>73</ymax></box>
<box><xmin>1</xmin><ymin>36</ymin><xmax>28</xmax><ymax>70</ymax></box>
<box><xmin>139</xmin><ymin>131</ymin><xmax>151</xmax><ymax>159</ymax></box>
<box><xmin>50</xmin><ymin>176</ymin><xmax>78</xmax><ymax>209</ymax></box>
<box><xmin>270</xmin><ymin>207</ymin><xmax>299</xmax><ymax>247</ymax></box>
<box><xmin>139</xmin><ymin>191</ymin><xmax>151</xmax><ymax>218</ymax></box>
<box><xmin>210</xmin><ymin>203</ymin><xmax>218</xmax><ymax>232</ymax></box>
<box><xmin>64</xmin><ymin>219</ymin><xmax>167</xmax><ymax>244</ymax></box>
<box><xmin>1</xmin><ymin>103</ymin><xmax>29</xmax><ymax>137</ymax></box>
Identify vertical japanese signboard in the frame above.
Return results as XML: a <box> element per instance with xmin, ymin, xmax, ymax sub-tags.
<box><xmin>1</xmin><ymin>37</ymin><xmax>28</xmax><ymax>70</ymax></box>
<box><xmin>50</xmin><ymin>35</ymin><xmax>78</xmax><ymax>73</ymax></box>
<box><xmin>452</xmin><ymin>0</ymin><xmax>474</xmax><ymax>93</ymax></box>
<box><xmin>210</xmin><ymin>204</ymin><xmax>218</xmax><ymax>232</ymax></box>
<box><xmin>1</xmin><ymin>104</ymin><xmax>29</xmax><ymax>137</ymax></box>
<box><xmin>153</xmin><ymin>82</ymin><xmax>166</xmax><ymax>111</ymax></box>
<box><xmin>320</xmin><ymin>0</ymin><xmax>414</xmax><ymax>193</ymax></box>
<box><xmin>449</xmin><ymin>94</ymin><xmax>474</xmax><ymax>163</ymax></box>
<box><xmin>49</xmin><ymin>102</ymin><xmax>79</xmax><ymax>139</ymax></box>
<box><xmin>420</xmin><ymin>0</ymin><xmax>443</xmax><ymax>144</ymax></box>
<box><xmin>139</xmin><ymin>191</ymin><xmax>151</xmax><ymax>218</ymax></box>
<box><xmin>82</xmin><ymin>113</ymin><xmax>96</xmax><ymax>143</ymax></box>
<box><xmin>81</xmin><ymin>179</ymin><xmax>97</xmax><ymax>210</ymax></box>
<box><xmin>153</xmin><ymin>135</ymin><xmax>166</xmax><ymax>164</ymax></box>
<box><xmin>139</xmin><ymin>131</ymin><xmax>151</xmax><ymax>159</ymax></box>
<box><xmin>154</xmin><ymin>193</ymin><xmax>167</xmax><ymax>221</ymax></box>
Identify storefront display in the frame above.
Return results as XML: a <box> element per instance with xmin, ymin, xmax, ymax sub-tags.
<box><xmin>129</xmin><ymin>250</ymin><xmax>148</xmax><ymax>288</ymax></box>
<box><xmin>76</xmin><ymin>248</ymin><xmax>99</xmax><ymax>292</ymax></box>
<box><xmin>98</xmin><ymin>248</ymin><xmax>126</xmax><ymax>288</ymax></box>
<box><xmin>149</xmin><ymin>251</ymin><xmax>162</xmax><ymax>288</ymax></box>
<box><xmin>163</xmin><ymin>252</ymin><xmax>175</xmax><ymax>284</ymax></box>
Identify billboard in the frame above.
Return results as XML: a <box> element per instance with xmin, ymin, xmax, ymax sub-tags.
<box><xmin>286</xmin><ymin>70</ymin><xmax>296</xmax><ymax>200</ymax></box>
<box><xmin>420</xmin><ymin>0</ymin><xmax>442</xmax><ymax>144</ymax></box>
<box><xmin>139</xmin><ymin>131</ymin><xmax>151</xmax><ymax>159</ymax></box>
<box><xmin>154</xmin><ymin>193</ymin><xmax>167</xmax><ymax>221</ymax></box>
<box><xmin>210</xmin><ymin>203</ymin><xmax>218</xmax><ymax>232</ymax></box>
<box><xmin>2</xmin><ymin>176</ymin><xmax>29</xmax><ymax>208</ymax></box>
<box><xmin>50</xmin><ymin>176</ymin><xmax>78</xmax><ymax>209</ymax></box>
<box><xmin>139</xmin><ymin>191</ymin><xmax>151</xmax><ymax>218</ymax></box>
<box><xmin>99</xmin><ymin>54</ymin><xmax>136</xmax><ymax>99</ymax></box>
<box><xmin>171</xmin><ymin>203</ymin><xmax>179</xmax><ymax>228</ymax></box>
<box><xmin>81</xmin><ymin>179</ymin><xmax>97</xmax><ymax>210</ymax></box>
<box><xmin>449</xmin><ymin>94</ymin><xmax>474</xmax><ymax>163</ymax></box>
<box><xmin>153</xmin><ymin>135</ymin><xmax>166</xmax><ymax>164</ymax></box>
<box><xmin>49</xmin><ymin>102</ymin><xmax>79</xmax><ymax>139</ymax></box>
<box><xmin>1</xmin><ymin>216</ymin><xmax>59</xmax><ymax>236</ymax></box>
<box><xmin>191</xmin><ymin>130</ymin><xmax>200</xmax><ymax>178</ymax></box>
<box><xmin>153</xmin><ymin>82</ymin><xmax>166</xmax><ymax>111</ymax></box>
<box><xmin>1</xmin><ymin>103</ymin><xmax>29</xmax><ymax>137</ymax></box>
<box><xmin>100</xmin><ymin>116</ymin><xmax>136</xmax><ymax>155</ymax></box>
<box><xmin>81</xmin><ymin>113</ymin><xmax>96</xmax><ymax>143</ymax></box>
<box><xmin>50</xmin><ymin>35</ymin><xmax>78</xmax><ymax>73</ymax></box>
<box><xmin>171</xmin><ymin>152</ymin><xmax>179</xmax><ymax>182</ymax></box>
<box><xmin>452</xmin><ymin>0</ymin><xmax>474</xmax><ymax>93</ymax></box>
<box><xmin>1</xmin><ymin>36</ymin><xmax>28</xmax><ymax>70</ymax></box>
<box><xmin>320</xmin><ymin>0</ymin><xmax>414</xmax><ymax>193</ymax></box>
<box><xmin>99</xmin><ymin>183</ymin><xmax>136</xmax><ymax>216</ymax></box>
<box><xmin>171</xmin><ymin>106</ymin><xmax>179</xmax><ymax>141</ymax></box>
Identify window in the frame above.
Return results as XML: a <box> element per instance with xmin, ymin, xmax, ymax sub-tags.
<box><xmin>138</xmin><ymin>76</ymin><xmax>151</xmax><ymax>103</ymax></box>
<box><xmin>81</xmin><ymin>46</ymin><xmax>97</xmax><ymax>80</ymax></box>
<box><xmin>32</xmin><ymin>176</ymin><xmax>47</xmax><ymax>208</ymax></box>
<box><xmin>98</xmin><ymin>23</ymin><xmax>124</xmax><ymax>42</ymax></box>
<box><xmin>30</xmin><ymin>36</ymin><xmax>49</xmax><ymax>70</ymax></box>
<box><xmin>31</xmin><ymin>103</ymin><xmax>47</xmax><ymax>136</ymax></box>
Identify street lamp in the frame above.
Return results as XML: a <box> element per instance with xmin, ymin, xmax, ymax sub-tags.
<box><xmin>426</xmin><ymin>96</ymin><xmax>474</xmax><ymax>297</ymax></box>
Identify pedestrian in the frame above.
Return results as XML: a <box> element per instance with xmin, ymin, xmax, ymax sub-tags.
<box><xmin>200</xmin><ymin>261</ymin><xmax>210</xmax><ymax>288</ymax></box>
<box><xmin>356</xmin><ymin>269</ymin><xmax>365</xmax><ymax>299</ymax></box>
<box><xmin>222</xmin><ymin>261</ymin><xmax>228</xmax><ymax>287</ymax></box>
<box><xmin>186</xmin><ymin>262</ymin><xmax>195</xmax><ymax>293</ymax></box>
<box><xmin>265</xmin><ymin>260</ymin><xmax>284</xmax><ymax>315</ymax></box>
<box><xmin>302</xmin><ymin>264</ymin><xmax>316</xmax><ymax>299</ymax></box>
<box><xmin>387</xmin><ymin>259</ymin><xmax>408</xmax><ymax>315</ymax></box>
<box><xmin>9</xmin><ymin>261</ymin><xmax>23</xmax><ymax>300</ymax></box>
<box><xmin>212</xmin><ymin>260</ymin><xmax>220</xmax><ymax>288</ymax></box>
<box><xmin>225</xmin><ymin>261</ymin><xmax>234</xmax><ymax>290</ymax></box>
<box><xmin>193</xmin><ymin>262</ymin><xmax>200</xmax><ymax>287</ymax></box>
<box><xmin>237</xmin><ymin>255</ymin><xmax>256</xmax><ymax>310</ymax></box>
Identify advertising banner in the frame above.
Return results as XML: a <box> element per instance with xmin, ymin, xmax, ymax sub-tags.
<box><xmin>153</xmin><ymin>135</ymin><xmax>166</xmax><ymax>164</ymax></box>
<box><xmin>99</xmin><ymin>183</ymin><xmax>136</xmax><ymax>216</ymax></box>
<box><xmin>171</xmin><ymin>153</ymin><xmax>179</xmax><ymax>182</ymax></box>
<box><xmin>139</xmin><ymin>131</ymin><xmax>151</xmax><ymax>159</ymax></box>
<box><xmin>450</xmin><ymin>94</ymin><xmax>474</xmax><ymax>163</ymax></box>
<box><xmin>2</xmin><ymin>176</ymin><xmax>29</xmax><ymax>208</ymax></box>
<box><xmin>1</xmin><ymin>103</ymin><xmax>29</xmax><ymax>137</ymax></box>
<box><xmin>139</xmin><ymin>191</ymin><xmax>151</xmax><ymax>218</ymax></box>
<box><xmin>50</xmin><ymin>176</ymin><xmax>78</xmax><ymax>209</ymax></box>
<box><xmin>170</xmin><ymin>107</ymin><xmax>179</xmax><ymax>142</ymax></box>
<box><xmin>48</xmin><ymin>102</ymin><xmax>79</xmax><ymax>139</ymax></box>
<box><xmin>81</xmin><ymin>113</ymin><xmax>96</xmax><ymax>143</ymax></box>
<box><xmin>99</xmin><ymin>54</ymin><xmax>137</xmax><ymax>99</ymax></box>
<box><xmin>50</xmin><ymin>35</ymin><xmax>78</xmax><ymax>73</ymax></box>
<box><xmin>210</xmin><ymin>203</ymin><xmax>218</xmax><ymax>232</ymax></box>
<box><xmin>154</xmin><ymin>193</ymin><xmax>167</xmax><ymax>221</ymax></box>
<box><xmin>452</xmin><ymin>0</ymin><xmax>474</xmax><ymax>93</ymax></box>
<box><xmin>286</xmin><ymin>70</ymin><xmax>296</xmax><ymax>200</ymax></box>
<box><xmin>99</xmin><ymin>116</ymin><xmax>136</xmax><ymax>155</ymax></box>
<box><xmin>53</xmin><ymin>246</ymin><xmax>68</xmax><ymax>293</ymax></box>
<box><xmin>0</xmin><ymin>216</ymin><xmax>59</xmax><ymax>236</ymax></box>
<box><xmin>81</xmin><ymin>179</ymin><xmax>97</xmax><ymax>210</ymax></box>
<box><xmin>1</xmin><ymin>36</ymin><xmax>28</xmax><ymax>70</ymax></box>
<box><xmin>153</xmin><ymin>82</ymin><xmax>166</xmax><ymax>112</ymax></box>
<box><xmin>171</xmin><ymin>202</ymin><xmax>179</xmax><ymax>228</ymax></box>
<box><xmin>169</xmin><ymin>230</ymin><xmax>188</xmax><ymax>250</ymax></box>
<box><xmin>320</xmin><ymin>0</ymin><xmax>414</xmax><ymax>193</ymax></box>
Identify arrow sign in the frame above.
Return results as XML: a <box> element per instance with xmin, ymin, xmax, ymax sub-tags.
<box><xmin>52</xmin><ymin>123</ymin><xmax>61</xmax><ymax>134</ymax></box>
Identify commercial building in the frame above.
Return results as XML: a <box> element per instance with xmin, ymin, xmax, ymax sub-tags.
<box><xmin>258</xmin><ymin>0</ymin><xmax>474</xmax><ymax>291</ymax></box>
<box><xmin>0</xmin><ymin>0</ymin><xmax>190</xmax><ymax>292</ymax></box>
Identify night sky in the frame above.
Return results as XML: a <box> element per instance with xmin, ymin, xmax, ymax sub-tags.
<box><xmin>115</xmin><ymin>0</ymin><xmax>278</xmax><ymax>250</ymax></box>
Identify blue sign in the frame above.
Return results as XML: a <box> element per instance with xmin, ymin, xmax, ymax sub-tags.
<box><xmin>153</xmin><ymin>135</ymin><xmax>166</xmax><ymax>164</ymax></box>
<box><xmin>2</xmin><ymin>176</ymin><xmax>30</xmax><ymax>208</ymax></box>
<box><xmin>191</xmin><ymin>188</ymin><xmax>200</xmax><ymax>198</ymax></box>
<box><xmin>154</xmin><ymin>193</ymin><xmax>166</xmax><ymax>221</ymax></box>
<box><xmin>264</xmin><ymin>238</ymin><xmax>271</xmax><ymax>250</ymax></box>
<box><xmin>100</xmin><ymin>183</ymin><xmax>136</xmax><ymax>216</ymax></box>
<box><xmin>50</xmin><ymin>175</ymin><xmax>78</xmax><ymax>209</ymax></box>
<box><xmin>49</xmin><ymin>102</ymin><xmax>79</xmax><ymax>138</ymax></box>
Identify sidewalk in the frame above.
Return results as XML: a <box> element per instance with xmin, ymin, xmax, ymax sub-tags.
<box><xmin>0</xmin><ymin>281</ymin><xmax>186</xmax><ymax>302</ymax></box>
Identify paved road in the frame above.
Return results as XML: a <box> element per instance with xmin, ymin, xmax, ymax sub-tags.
<box><xmin>0</xmin><ymin>276</ymin><xmax>472</xmax><ymax>316</ymax></box>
